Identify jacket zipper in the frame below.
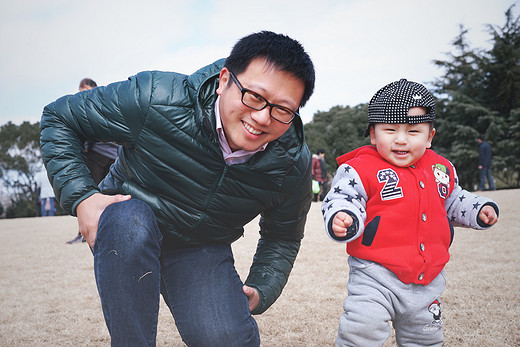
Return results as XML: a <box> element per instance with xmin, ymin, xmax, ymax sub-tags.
<box><xmin>190</xmin><ymin>165</ymin><xmax>229</xmax><ymax>231</ymax></box>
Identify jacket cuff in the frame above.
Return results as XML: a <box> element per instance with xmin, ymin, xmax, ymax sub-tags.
<box><xmin>477</xmin><ymin>202</ymin><xmax>499</xmax><ymax>228</ymax></box>
<box><xmin>327</xmin><ymin>210</ymin><xmax>359</xmax><ymax>241</ymax></box>
<box><xmin>247</xmin><ymin>285</ymin><xmax>267</xmax><ymax>315</ymax></box>
<box><xmin>71</xmin><ymin>190</ymin><xmax>99</xmax><ymax>216</ymax></box>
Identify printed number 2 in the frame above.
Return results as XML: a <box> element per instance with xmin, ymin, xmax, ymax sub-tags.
<box><xmin>377</xmin><ymin>169</ymin><xmax>403</xmax><ymax>201</ymax></box>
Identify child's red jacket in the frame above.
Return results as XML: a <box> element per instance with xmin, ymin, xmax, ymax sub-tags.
<box><xmin>323</xmin><ymin>145</ymin><xmax>498</xmax><ymax>285</ymax></box>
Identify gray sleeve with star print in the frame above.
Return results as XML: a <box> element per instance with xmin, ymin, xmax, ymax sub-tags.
<box><xmin>322</xmin><ymin>163</ymin><xmax>367</xmax><ymax>242</ymax></box>
<box><xmin>445</xmin><ymin>165</ymin><xmax>499</xmax><ymax>229</ymax></box>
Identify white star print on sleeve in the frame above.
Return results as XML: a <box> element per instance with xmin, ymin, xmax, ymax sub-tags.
<box><xmin>445</xmin><ymin>165</ymin><xmax>498</xmax><ymax>229</ymax></box>
<box><xmin>321</xmin><ymin>163</ymin><xmax>368</xmax><ymax>242</ymax></box>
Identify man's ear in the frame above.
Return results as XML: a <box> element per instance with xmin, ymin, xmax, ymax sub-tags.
<box><xmin>216</xmin><ymin>68</ymin><xmax>230</xmax><ymax>95</ymax></box>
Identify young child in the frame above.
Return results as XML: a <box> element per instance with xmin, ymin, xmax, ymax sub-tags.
<box><xmin>322</xmin><ymin>79</ymin><xmax>499</xmax><ymax>346</ymax></box>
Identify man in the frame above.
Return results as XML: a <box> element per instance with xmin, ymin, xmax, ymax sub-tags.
<box><xmin>40</xmin><ymin>31</ymin><xmax>315</xmax><ymax>346</ymax></box>
<box><xmin>477</xmin><ymin>134</ymin><xmax>496</xmax><ymax>191</ymax></box>
<box><xmin>312</xmin><ymin>148</ymin><xmax>329</xmax><ymax>201</ymax></box>
<box><xmin>67</xmin><ymin>78</ymin><xmax>119</xmax><ymax>244</ymax></box>
<box><xmin>35</xmin><ymin>168</ymin><xmax>55</xmax><ymax>216</ymax></box>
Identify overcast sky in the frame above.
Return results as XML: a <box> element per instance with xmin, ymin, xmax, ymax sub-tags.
<box><xmin>0</xmin><ymin>0</ymin><xmax>514</xmax><ymax>126</ymax></box>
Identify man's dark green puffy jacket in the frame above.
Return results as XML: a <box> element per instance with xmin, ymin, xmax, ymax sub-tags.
<box><xmin>40</xmin><ymin>59</ymin><xmax>312</xmax><ymax>314</ymax></box>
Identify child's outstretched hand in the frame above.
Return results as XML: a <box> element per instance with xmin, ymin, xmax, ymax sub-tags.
<box><xmin>332</xmin><ymin>211</ymin><xmax>353</xmax><ymax>238</ymax></box>
<box><xmin>479</xmin><ymin>205</ymin><xmax>498</xmax><ymax>226</ymax></box>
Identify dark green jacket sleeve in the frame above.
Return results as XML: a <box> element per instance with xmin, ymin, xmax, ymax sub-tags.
<box><xmin>245</xmin><ymin>147</ymin><xmax>312</xmax><ymax>314</ymax></box>
<box><xmin>40</xmin><ymin>72</ymin><xmax>153</xmax><ymax>214</ymax></box>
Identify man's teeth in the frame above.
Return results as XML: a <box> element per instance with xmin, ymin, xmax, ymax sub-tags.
<box><xmin>243</xmin><ymin>122</ymin><xmax>262</xmax><ymax>135</ymax></box>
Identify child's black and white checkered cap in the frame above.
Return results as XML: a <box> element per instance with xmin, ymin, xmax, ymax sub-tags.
<box><xmin>364</xmin><ymin>79</ymin><xmax>436</xmax><ymax>136</ymax></box>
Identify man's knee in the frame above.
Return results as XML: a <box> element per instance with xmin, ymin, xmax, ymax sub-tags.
<box><xmin>97</xmin><ymin>199</ymin><xmax>161</xmax><ymax>250</ymax></box>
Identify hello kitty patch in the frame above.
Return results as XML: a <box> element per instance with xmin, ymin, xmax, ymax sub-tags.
<box><xmin>432</xmin><ymin>163</ymin><xmax>450</xmax><ymax>199</ymax></box>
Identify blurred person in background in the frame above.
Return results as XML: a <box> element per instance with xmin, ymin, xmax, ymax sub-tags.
<box><xmin>477</xmin><ymin>133</ymin><xmax>496</xmax><ymax>191</ymax></box>
<box><xmin>312</xmin><ymin>148</ymin><xmax>329</xmax><ymax>201</ymax></box>
<box><xmin>35</xmin><ymin>169</ymin><xmax>55</xmax><ymax>216</ymax></box>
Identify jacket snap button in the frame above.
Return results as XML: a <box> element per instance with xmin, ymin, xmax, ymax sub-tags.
<box><xmin>418</xmin><ymin>273</ymin><xmax>424</xmax><ymax>281</ymax></box>
<box><xmin>420</xmin><ymin>243</ymin><xmax>425</xmax><ymax>251</ymax></box>
<box><xmin>419</xmin><ymin>181</ymin><xmax>425</xmax><ymax>189</ymax></box>
<box><xmin>422</xmin><ymin>213</ymin><xmax>427</xmax><ymax>222</ymax></box>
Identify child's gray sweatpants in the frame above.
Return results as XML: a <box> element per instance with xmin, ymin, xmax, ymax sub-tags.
<box><xmin>336</xmin><ymin>256</ymin><xmax>445</xmax><ymax>347</ymax></box>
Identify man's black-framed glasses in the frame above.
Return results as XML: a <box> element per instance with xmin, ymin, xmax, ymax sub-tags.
<box><xmin>229</xmin><ymin>71</ymin><xmax>299</xmax><ymax>124</ymax></box>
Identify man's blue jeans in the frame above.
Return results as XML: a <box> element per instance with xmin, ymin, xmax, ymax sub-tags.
<box><xmin>93</xmin><ymin>199</ymin><xmax>260</xmax><ymax>346</ymax></box>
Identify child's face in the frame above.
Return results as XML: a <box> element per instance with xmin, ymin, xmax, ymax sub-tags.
<box><xmin>370</xmin><ymin>107</ymin><xmax>435</xmax><ymax>167</ymax></box>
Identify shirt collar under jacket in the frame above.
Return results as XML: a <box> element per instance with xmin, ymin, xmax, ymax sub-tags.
<box><xmin>215</xmin><ymin>96</ymin><xmax>268</xmax><ymax>165</ymax></box>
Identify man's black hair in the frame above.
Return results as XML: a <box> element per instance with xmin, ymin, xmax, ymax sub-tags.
<box><xmin>224</xmin><ymin>31</ymin><xmax>315</xmax><ymax>108</ymax></box>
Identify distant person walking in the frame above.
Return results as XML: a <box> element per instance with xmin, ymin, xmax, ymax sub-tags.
<box><xmin>478</xmin><ymin>134</ymin><xmax>496</xmax><ymax>191</ymax></box>
<box><xmin>312</xmin><ymin>149</ymin><xmax>329</xmax><ymax>201</ymax></box>
<box><xmin>35</xmin><ymin>169</ymin><xmax>55</xmax><ymax>216</ymax></box>
<box><xmin>67</xmin><ymin>78</ymin><xmax>119</xmax><ymax>243</ymax></box>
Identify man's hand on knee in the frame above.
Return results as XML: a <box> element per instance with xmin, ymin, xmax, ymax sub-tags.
<box><xmin>77</xmin><ymin>193</ymin><xmax>132</xmax><ymax>248</ymax></box>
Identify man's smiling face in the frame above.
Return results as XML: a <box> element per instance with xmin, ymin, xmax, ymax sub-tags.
<box><xmin>216</xmin><ymin>58</ymin><xmax>304</xmax><ymax>152</ymax></box>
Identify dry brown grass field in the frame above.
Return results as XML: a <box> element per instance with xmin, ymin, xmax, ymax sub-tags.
<box><xmin>0</xmin><ymin>189</ymin><xmax>518</xmax><ymax>346</ymax></box>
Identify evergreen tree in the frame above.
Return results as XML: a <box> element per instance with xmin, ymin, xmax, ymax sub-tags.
<box><xmin>431</xmin><ymin>6</ymin><xmax>520</xmax><ymax>189</ymax></box>
<box><xmin>432</xmin><ymin>25</ymin><xmax>485</xmax><ymax>100</ymax></box>
<box><xmin>482</xmin><ymin>5</ymin><xmax>520</xmax><ymax>186</ymax></box>
<box><xmin>483</xmin><ymin>5</ymin><xmax>520</xmax><ymax>114</ymax></box>
<box><xmin>0</xmin><ymin>121</ymin><xmax>42</xmax><ymax>218</ymax></box>
<box><xmin>432</xmin><ymin>27</ymin><xmax>488</xmax><ymax>188</ymax></box>
<box><xmin>305</xmin><ymin>104</ymin><xmax>370</xmax><ymax>173</ymax></box>
<box><xmin>433</xmin><ymin>92</ymin><xmax>500</xmax><ymax>189</ymax></box>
